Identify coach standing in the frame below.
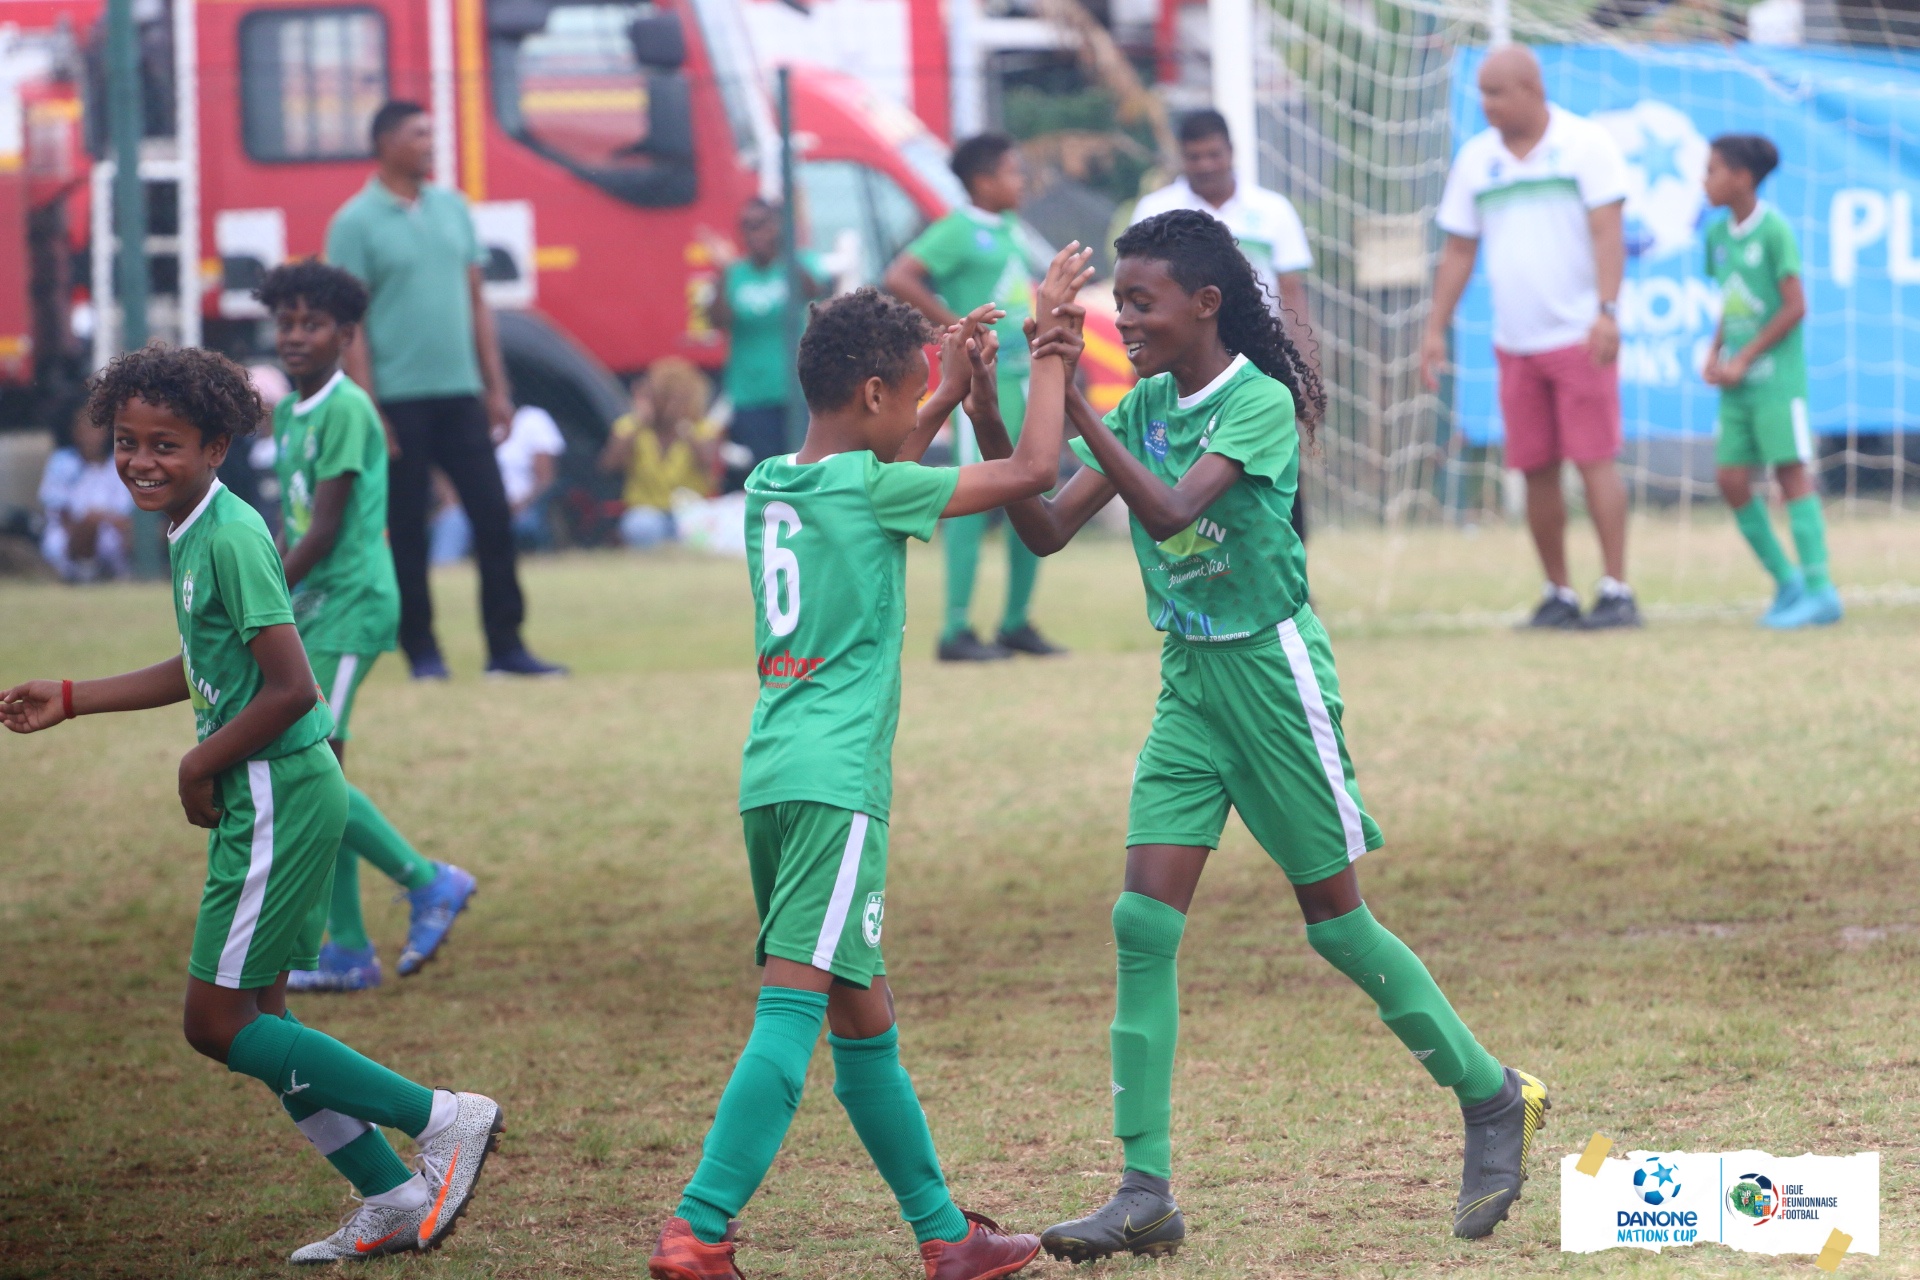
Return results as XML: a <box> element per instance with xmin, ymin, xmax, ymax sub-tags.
<box><xmin>327</xmin><ymin>100</ymin><xmax>564</xmax><ymax>678</ymax></box>
<box><xmin>1422</xmin><ymin>46</ymin><xmax>1640</xmax><ymax>630</ymax></box>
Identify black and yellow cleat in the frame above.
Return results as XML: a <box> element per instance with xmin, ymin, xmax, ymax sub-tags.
<box><xmin>1040</xmin><ymin>1171</ymin><xmax>1185</xmax><ymax>1262</ymax></box>
<box><xmin>1453</xmin><ymin>1067</ymin><xmax>1550</xmax><ymax>1239</ymax></box>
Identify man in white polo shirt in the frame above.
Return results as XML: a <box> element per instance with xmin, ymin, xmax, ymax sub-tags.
<box><xmin>1421</xmin><ymin>45</ymin><xmax>1639</xmax><ymax>629</ymax></box>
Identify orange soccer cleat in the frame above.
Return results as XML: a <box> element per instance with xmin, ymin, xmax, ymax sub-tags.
<box><xmin>919</xmin><ymin>1210</ymin><xmax>1042</xmax><ymax>1280</ymax></box>
<box><xmin>648</xmin><ymin>1216</ymin><xmax>744</xmax><ymax>1280</ymax></box>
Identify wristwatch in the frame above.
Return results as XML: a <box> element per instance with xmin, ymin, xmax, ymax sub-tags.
<box><xmin>1598</xmin><ymin>300</ymin><xmax>1619</xmax><ymax>319</ymax></box>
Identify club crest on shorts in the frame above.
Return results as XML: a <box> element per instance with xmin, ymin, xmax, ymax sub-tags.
<box><xmin>862</xmin><ymin>891</ymin><xmax>885</xmax><ymax>947</ymax></box>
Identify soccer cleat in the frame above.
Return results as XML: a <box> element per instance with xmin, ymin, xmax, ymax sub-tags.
<box><xmin>1759</xmin><ymin>575</ymin><xmax>1806</xmax><ymax>627</ymax></box>
<box><xmin>409</xmin><ymin>652</ymin><xmax>451</xmax><ymax>681</ymax></box>
<box><xmin>1519</xmin><ymin>592</ymin><xmax>1582</xmax><ymax>630</ymax></box>
<box><xmin>1580</xmin><ymin>591</ymin><xmax>1642</xmax><ymax>630</ymax></box>
<box><xmin>1453</xmin><ymin>1067</ymin><xmax>1550</xmax><ymax>1239</ymax></box>
<box><xmin>648</xmin><ymin>1216</ymin><xmax>744</xmax><ymax>1280</ymax></box>
<box><xmin>397</xmin><ymin>863</ymin><xmax>477</xmax><ymax>977</ymax></box>
<box><xmin>921</xmin><ymin>1210</ymin><xmax>1042</xmax><ymax>1280</ymax></box>
<box><xmin>995</xmin><ymin>624</ymin><xmax>1067</xmax><ymax>657</ymax></box>
<box><xmin>286</xmin><ymin>942</ymin><xmax>382</xmax><ymax>993</ymax></box>
<box><xmin>936</xmin><ymin>628</ymin><xmax>1011</xmax><ymax>662</ymax></box>
<box><xmin>289</xmin><ymin>1198</ymin><xmax>427</xmax><ymax>1264</ymax></box>
<box><xmin>484</xmin><ymin>648</ymin><xmax>569</xmax><ymax>678</ymax></box>
<box><xmin>1763</xmin><ymin>582</ymin><xmax>1843</xmax><ymax>630</ymax></box>
<box><xmin>1040</xmin><ymin>1171</ymin><xmax>1185</xmax><ymax>1262</ymax></box>
<box><xmin>415</xmin><ymin>1092</ymin><xmax>504</xmax><ymax>1250</ymax></box>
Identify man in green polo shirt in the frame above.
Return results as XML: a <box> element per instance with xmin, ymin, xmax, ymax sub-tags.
<box><xmin>326</xmin><ymin>99</ymin><xmax>562</xmax><ymax>679</ymax></box>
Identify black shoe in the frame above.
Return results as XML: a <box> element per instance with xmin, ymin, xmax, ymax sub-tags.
<box><xmin>1519</xmin><ymin>593</ymin><xmax>1583</xmax><ymax>630</ymax></box>
<box><xmin>995</xmin><ymin>623</ymin><xmax>1067</xmax><ymax>656</ymax></box>
<box><xmin>409</xmin><ymin>652</ymin><xmax>451</xmax><ymax>681</ymax></box>
<box><xmin>1581</xmin><ymin>591</ymin><xmax>1643</xmax><ymax>630</ymax></box>
<box><xmin>1041</xmin><ymin>1170</ymin><xmax>1185</xmax><ymax>1262</ymax></box>
<box><xmin>936</xmin><ymin>628</ymin><xmax>1011</xmax><ymax>662</ymax></box>
<box><xmin>484</xmin><ymin>648</ymin><xmax>569</xmax><ymax>677</ymax></box>
<box><xmin>1454</xmin><ymin>1068</ymin><xmax>1551</xmax><ymax>1238</ymax></box>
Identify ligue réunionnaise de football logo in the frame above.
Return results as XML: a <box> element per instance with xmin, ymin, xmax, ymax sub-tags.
<box><xmin>1633</xmin><ymin>1156</ymin><xmax>1682</xmax><ymax>1206</ymax></box>
<box><xmin>1144</xmin><ymin>420</ymin><xmax>1170</xmax><ymax>461</ymax></box>
<box><xmin>1728</xmin><ymin>1172</ymin><xmax>1783</xmax><ymax>1224</ymax></box>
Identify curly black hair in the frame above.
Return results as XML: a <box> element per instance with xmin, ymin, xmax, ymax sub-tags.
<box><xmin>255</xmin><ymin>259</ymin><xmax>370</xmax><ymax>324</ymax></box>
<box><xmin>796</xmin><ymin>287</ymin><xmax>933</xmax><ymax>410</ymax></box>
<box><xmin>1114</xmin><ymin>209</ymin><xmax>1326</xmax><ymax>440</ymax></box>
<box><xmin>86</xmin><ymin>343</ymin><xmax>265</xmax><ymax>444</ymax></box>
<box><xmin>1711</xmin><ymin>133</ymin><xmax>1780</xmax><ymax>186</ymax></box>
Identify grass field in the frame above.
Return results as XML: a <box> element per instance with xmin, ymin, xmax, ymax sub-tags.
<box><xmin>4</xmin><ymin>512</ymin><xmax>1919</xmax><ymax>1279</ymax></box>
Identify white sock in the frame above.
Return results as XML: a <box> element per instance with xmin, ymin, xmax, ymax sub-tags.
<box><xmin>1545</xmin><ymin>582</ymin><xmax>1579</xmax><ymax>605</ymax></box>
<box><xmin>415</xmin><ymin>1089</ymin><xmax>460</xmax><ymax>1145</ymax></box>
<box><xmin>366</xmin><ymin>1173</ymin><xmax>431</xmax><ymax>1211</ymax></box>
<box><xmin>1598</xmin><ymin>575</ymin><xmax>1632</xmax><ymax>599</ymax></box>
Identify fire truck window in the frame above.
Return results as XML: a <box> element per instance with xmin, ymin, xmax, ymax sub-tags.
<box><xmin>682</xmin><ymin>0</ymin><xmax>760</xmax><ymax>170</ymax></box>
<box><xmin>866</xmin><ymin>169</ymin><xmax>925</xmax><ymax>269</ymax></box>
<box><xmin>796</xmin><ymin>160</ymin><xmax>876</xmax><ymax>282</ymax></box>
<box><xmin>239</xmin><ymin>9</ymin><xmax>387</xmax><ymax>162</ymax></box>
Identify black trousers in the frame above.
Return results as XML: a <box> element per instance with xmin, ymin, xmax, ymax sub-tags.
<box><xmin>384</xmin><ymin>395</ymin><xmax>525</xmax><ymax>663</ymax></box>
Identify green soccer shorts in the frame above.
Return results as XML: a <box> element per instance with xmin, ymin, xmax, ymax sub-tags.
<box><xmin>1128</xmin><ymin>604</ymin><xmax>1384</xmax><ymax>885</ymax></box>
<box><xmin>188</xmin><ymin>740</ymin><xmax>348</xmax><ymax>989</ymax></box>
<box><xmin>953</xmin><ymin>374</ymin><xmax>1031</xmax><ymax>462</ymax></box>
<box><xmin>308</xmin><ymin>650</ymin><xmax>379</xmax><ymax>742</ymax></box>
<box><xmin>1716</xmin><ymin>391</ymin><xmax>1812</xmax><ymax>469</ymax></box>
<box><xmin>742</xmin><ymin>801</ymin><xmax>889</xmax><ymax>987</ymax></box>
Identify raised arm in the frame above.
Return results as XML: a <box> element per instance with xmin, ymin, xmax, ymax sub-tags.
<box><xmin>281</xmin><ymin>472</ymin><xmax>356</xmax><ymax>589</ymax></box>
<box><xmin>1071</xmin><ymin>384</ymin><xmax>1243</xmax><ymax>542</ymax></box>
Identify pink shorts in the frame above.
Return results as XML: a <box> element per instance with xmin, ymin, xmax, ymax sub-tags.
<box><xmin>1496</xmin><ymin>342</ymin><xmax>1622</xmax><ymax>473</ymax></box>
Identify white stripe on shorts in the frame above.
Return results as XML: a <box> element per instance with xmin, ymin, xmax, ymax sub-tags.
<box><xmin>295</xmin><ymin>1108</ymin><xmax>372</xmax><ymax>1156</ymax></box>
<box><xmin>216</xmin><ymin>760</ymin><xmax>277</xmax><ymax>988</ymax></box>
<box><xmin>1276</xmin><ymin>618</ymin><xmax>1368</xmax><ymax>862</ymax></box>
<box><xmin>811</xmin><ymin>812</ymin><xmax>871</xmax><ymax>971</ymax></box>
<box><xmin>326</xmin><ymin>653</ymin><xmax>359</xmax><ymax>725</ymax></box>
<box><xmin>1791</xmin><ymin>398</ymin><xmax>1813</xmax><ymax>463</ymax></box>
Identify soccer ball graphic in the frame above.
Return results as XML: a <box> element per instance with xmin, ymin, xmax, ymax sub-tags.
<box><xmin>1633</xmin><ymin>1156</ymin><xmax>1683</xmax><ymax>1206</ymax></box>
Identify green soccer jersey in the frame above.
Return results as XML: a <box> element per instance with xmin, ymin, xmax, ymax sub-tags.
<box><xmin>1706</xmin><ymin>203</ymin><xmax>1807</xmax><ymax>397</ymax></box>
<box><xmin>1071</xmin><ymin>355</ymin><xmax>1308</xmax><ymax>640</ymax></box>
<box><xmin>273</xmin><ymin>370</ymin><xmax>401</xmax><ymax>654</ymax></box>
<box><xmin>723</xmin><ymin>253</ymin><xmax>822</xmax><ymax>410</ymax></box>
<box><xmin>170</xmin><ymin>483</ymin><xmax>334</xmax><ymax>756</ymax></box>
<box><xmin>738</xmin><ymin>450</ymin><xmax>959</xmax><ymax>819</ymax></box>
<box><xmin>905</xmin><ymin>207</ymin><xmax>1038</xmax><ymax>374</ymax></box>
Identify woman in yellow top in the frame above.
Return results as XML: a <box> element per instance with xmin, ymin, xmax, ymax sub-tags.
<box><xmin>599</xmin><ymin>357</ymin><xmax>722</xmax><ymax>547</ymax></box>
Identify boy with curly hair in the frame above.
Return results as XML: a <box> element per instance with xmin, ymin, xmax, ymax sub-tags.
<box><xmin>0</xmin><ymin>344</ymin><xmax>502</xmax><ymax>1264</ymax></box>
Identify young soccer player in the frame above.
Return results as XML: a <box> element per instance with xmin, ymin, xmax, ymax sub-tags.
<box><xmin>257</xmin><ymin>260</ymin><xmax>481</xmax><ymax>993</ymax></box>
<box><xmin>968</xmin><ymin>210</ymin><xmax>1549</xmax><ymax>1259</ymax></box>
<box><xmin>0</xmin><ymin>346</ymin><xmax>502</xmax><ymax>1263</ymax></box>
<box><xmin>648</xmin><ymin>246</ymin><xmax>1092</xmax><ymax>1280</ymax></box>
<box><xmin>1701</xmin><ymin>134</ymin><xmax>1840</xmax><ymax>628</ymax></box>
<box><xmin>884</xmin><ymin>133</ymin><xmax>1062</xmax><ymax>661</ymax></box>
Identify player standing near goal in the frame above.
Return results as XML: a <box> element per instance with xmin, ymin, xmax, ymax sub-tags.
<box><xmin>648</xmin><ymin>246</ymin><xmax>1091</xmax><ymax>1280</ymax></box>
<box><xmin>0</xmin><ymin>346</ymin><xmax>502</xmax><ymax>1263</ymax></box>
<box><xmin>257</xmin><ymin>261</ymin><xmax>482</xmax><ymax>993</ymax></box>
<box><xmin>968</xmin><ymin>210</ymin><xmax>1548</xmax><ymax>1260</ymax></box>
<box><xmin>1701</xmin><ymin>134</ymin><xmax>1841</xmax><ymax>628</ymax></box>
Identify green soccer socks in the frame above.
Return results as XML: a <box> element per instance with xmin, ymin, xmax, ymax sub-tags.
<box><xmin>1003</xmin><ymin>534</ymin><xmax>1038</xmax><ymax>634</ymax></box>
<box><xmin>830</xmin><ymin>1026</ymin><xmax>970</xmax><ymax>1245</ymax></box>
<box><xmin>227</xmin><ymin>1011</ymin><xmax>436</xmax><ymax>1136</ymax></box>
<box><xmin>1734</xmin><ymin>499</ymin><xmax>1797</xmax><ymax>587</ymax></box>
<box><xmin>272</xmin><ymin>1010</ymin><xmax>417</xmax><ymax>1197</ymax></box>
<box><xmin>1787</xmin><ymin>493</ymin><xmax>1832</xmax><ymax>592</ymax></box>
<box><xmin>1306</xmin><ymin>903</ymin><xmax>1505</xmax><ymax>1107</ymax></box>
<box><xmin>327</xmin><ymin>842</ymin><xmax>371</xmax><ymax>951</ymax></box>
<box><xmin>345</xmin><ymin>784</ymin><xmax>438</xmax><ymax>893</ymax></box>
<box><xmin>677</xmin><ymin>987</ymin><xmax>829</xmax><ymax>1244</ymax></box>
<box><xmin>1110</xmin><ymin>892</ymin><xmax>1186</xmax><ymax>1180</ymax></box>
<box><xmin>942</xmin><ymin>513</ymin><xmax>986</xmax><ymax>641</ymax></box>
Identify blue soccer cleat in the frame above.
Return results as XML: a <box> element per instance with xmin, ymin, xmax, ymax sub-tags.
<box><xmin>286</xmin><ymin>942</ymin><xmax>383</xmax><ymax>993</ymax></box>
<box><xmin>1758</xmin><ymin>575</ymin><xmax>1805</xmax><ymax>627</ymax></box>
<box><xmin>398</xmin><ymin>863</ymin><xmax>478</xmax><ymax>977</ymax></box>
<box><xmin>1763</xmin><ymin>582</ymin><xmax>1843</xmax><ymax>630</ymax></box>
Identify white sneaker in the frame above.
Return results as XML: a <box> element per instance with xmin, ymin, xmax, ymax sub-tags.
<box><xmin>289</xmin><ymin>1197</ymin><xmax>427</xmax><ymax>1264</ymax></box>
<box><xmin>415</xmin><ymin>1092</ymin><xmax>504</xmax><ymax>1251</ymax></box>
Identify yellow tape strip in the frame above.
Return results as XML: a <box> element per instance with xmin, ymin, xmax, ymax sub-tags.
<box><xmin>1574</xmin><ymin>1132</ymin><xmax>1612</xmax><ymax>1176</ymax></box>
<box><xmin>1815</xmin><ymin>1228</ymin><xmax>1852</xmax><ymax>1272</ymax></box>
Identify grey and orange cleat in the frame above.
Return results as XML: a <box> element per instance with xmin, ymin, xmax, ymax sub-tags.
<box><xmin>1453</xmin><ymin>1067</ymin><xmax>1550</xmax><ymax>1239</ymax></box>
<box><xmin>415</xmin><ymin>1091</ymin><xmax>505</xmax><ymax>1251</ymax></box>
<box><xmin>289</xmin><ymin>1198</ymin><xmax>427</xmax><ymax>1264</ymax></box>
<box><xmin>1040</xmin><ymin>1170</ymin><xmax>1185</xmax><ymax>1262</ymax></box>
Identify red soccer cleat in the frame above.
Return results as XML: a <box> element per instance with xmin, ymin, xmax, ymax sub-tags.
<box><xmin>920</xmin><ymin>1210</ymin><xmax>1042</xmax><ymax>1280</ymax></box>
<box><xmin>649</xmin><ymin>1216</ymin><xmax>744</xmax><ymax>1280</ymax></box>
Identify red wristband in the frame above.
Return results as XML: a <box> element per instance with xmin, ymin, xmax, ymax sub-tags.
<box><xmin>61</xmin><ymin>679</ymin><xmax>74</xmax><ymax>721</ymax></box>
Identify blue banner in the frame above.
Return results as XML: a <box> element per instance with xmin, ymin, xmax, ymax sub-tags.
<box><xmin>1450</xmin><ymin>43</ymin><xmax>1920</xmax><ymax>444</ymax></box>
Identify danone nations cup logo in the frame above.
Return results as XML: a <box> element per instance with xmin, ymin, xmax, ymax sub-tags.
<box><xmin>1728</xmin><ymin>1173</ymin><xmax>1784</xmax><ymax>1224</ymax></box>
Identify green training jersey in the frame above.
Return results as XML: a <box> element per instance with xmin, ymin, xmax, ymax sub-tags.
<box><xmin>905</xmin><ymin>207</ymin><xmax>1037</xmax><ymax>374</ymax></box>
<box><xmin>273</xmin><ymin>371</ymin><xmax>401</xmax><ymax>654</ymax></box>
<box><xmin>723</xmin><ymin>253</ymin><xmax>821</xmax><ymax>410</ymax></box>
<box><xmin>170</xmin><ymin>482</ymin><xmax>334</xmax><ymax>757</ymax></box>
<box><xmin>1070</xmin><ymin>355</ymin><xmax>1308</xmax><ymax>641</ymax></box>
<box><xmin>1705</xmin><ymin>203</ymin><xmax>1806</xmax><ymax>398</ymax></box>
<box><xmin>738</xmin><ymin>450</ymin><xmax>959</xmax><ymax>819</ymax></box>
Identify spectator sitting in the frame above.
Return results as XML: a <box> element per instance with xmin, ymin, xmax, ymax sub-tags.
<box><xmin>38</xmin><ymin>401</ymin><xmax>134</xmax><ymax>582</ymax></box>
<box><xmin>432</xmin><ymin>403</ymin><xmax>568</xmax><ymax>559</ymax></box>
<box><xmin>598</xmin><ymin>358</ymin><xmax>720</xmax><ymax>549</ymax></box>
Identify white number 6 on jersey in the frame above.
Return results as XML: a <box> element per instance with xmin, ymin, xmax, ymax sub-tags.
<box><xmin>761</xmin><ymin>502</ymin><xmax>802</xmax><ymax>637</ymax></box>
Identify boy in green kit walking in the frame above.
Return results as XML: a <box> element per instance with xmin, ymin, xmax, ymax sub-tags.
<box><xmin>1</xmin><ymin>346</ymin><xmax>501</xmax><ymax>1263</ymax></box>
<box><xmin>1702</xmin><ymin>133</ymin><xmax>1840</xmax><ymax>628</ymax></box>
<box><xmin>259</xmin><ymin>260</ymin><xmax>479</xmax><ymax>992</ymax></box>
<box><xmin>885</xmin><ymin>133</ymin><xmax>1063</xmax><ymax>661</ymax></box>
